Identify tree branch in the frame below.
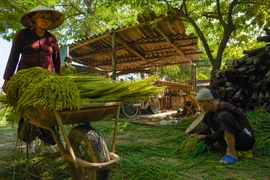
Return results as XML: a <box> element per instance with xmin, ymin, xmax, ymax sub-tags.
<box><xmin>84</xmin><ymin>0</ymin><xmax>95</xmax><ymax>14</ymax></box>
<box><xmin>69</xmin><ymin>2</ymin><xmax>85</xmax><ymax>15</ymax></box>
<box><xmin>176</xmin><ymin>4</ymin><xmax>215</xmax><ymax>66</ymax></box>
<box><xmin>215</xmin><ymin>0</ymin><xmax>237</xmax><ymax>70</ymax></box>
<box><xmin>217</xmin><ymin>0</ymin><xmax>226</xmax><ymax>27</ymax></box>
<box><xmin>65</xmin><ymin>13</ymin><xmax>84</xmax><ymax>20</ymax></box>
<box><xmin>228</xmin><ymin>0</ymin><xmax>238</xmax><ymax>26</ymax></box>
<box><xmin>202</xmin><ymin>12</ymin><xmax>219</xmax><ymax>19</ymax></box>
<box><xmin>182</xmin><ymin>0</ymin><xmax>188</xmax><ymax>15</ymax></box>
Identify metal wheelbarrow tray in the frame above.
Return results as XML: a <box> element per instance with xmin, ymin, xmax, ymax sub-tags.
<box><xmin>24</xmin><ymin>102</ymin><xmax>121</xmax><ymax>180</ymax></box>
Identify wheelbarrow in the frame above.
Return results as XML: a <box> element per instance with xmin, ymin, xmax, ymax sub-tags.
<box><xmin>23</xmin><ymin>102</ymin><xmax>121</xmax><ymax>180</ymax></box>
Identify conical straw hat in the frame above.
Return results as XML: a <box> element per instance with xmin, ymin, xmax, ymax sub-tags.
<box><xmin>20</xmin><ymin>5</ymin><xmax>65</xmax><ymax>30</ymax></box>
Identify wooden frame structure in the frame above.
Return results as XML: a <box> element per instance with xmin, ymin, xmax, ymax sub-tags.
<box><xmin>68</xmin><ymin>14</ymin><xmax>202</xmax><ymax>78</ymax></box>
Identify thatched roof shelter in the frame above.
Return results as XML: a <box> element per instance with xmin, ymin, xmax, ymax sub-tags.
<box><xmin>68</xmin><ymin>14</ymin><xmax>202</xmax><ymax>77</ymax></box>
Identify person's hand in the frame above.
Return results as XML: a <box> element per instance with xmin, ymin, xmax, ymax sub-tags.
<box><xmin>196</xmin><ymin>111</ymin><xmax>201</xmax><ymax>116</ymax></box>
<box><xmin>189</xmin><ymin>133</ymin><xmax>198</xmax><ymax>138</ymax></box>
<box><xmin>195</xmin><ymin>134</ymin><xmax>206</xmax><ymax>141</ymax></box>
<box><xmin>189</xmin><ymin>134</ymin><xmax>206</xmax><ymax>141</ymax></box>
<box><xmin>2</xmin><ymin>80</ymin><xmax>8</xmax><ymax>93</ymax></box>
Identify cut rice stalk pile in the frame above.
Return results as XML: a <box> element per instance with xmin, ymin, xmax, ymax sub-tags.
<box><xmin>245</xmin><ymin>107</ymin><xmax>270</xmax><ymax>156</ymax></box>
<box><xmin>6</xmin><ymin>67</ymin><xmax>164</xmax><ymax>120</ymax></box>
<box><xmin>6</xmin><ymin>67</ymin><xmax>57</xmax><ymax>107</ymax></box>
<box><xmin>178</xmin><ymin>137</ymin><xmax>208</xmax><ymax>158</ymax></box>
<box><xmin>178</xmin><ymin>137</ymin><xmax>197</xmax><ymax>154</ymax></box>
<box><xmin>14</xmin><ymin>76</ymin><xmax>83</xmax><ymax>119</ymax></box>
<box><xmin>67</xmin><ymin>75</ymin><xmax>165</xmax><ymax>102</ymax></box>
<box><xmin>0</xmin><ymin>94</ymin><xmax>7</xmax><ymax>104</ymax></box>
<box><xmin>6</xmin><ymin>67</ymin><xmax>82</xmax><ymax>120</ymax></box>
<box><xmin>192</xmin><ymin>140</ymin><xmax>208</xmax><ymax>158</ymax></box>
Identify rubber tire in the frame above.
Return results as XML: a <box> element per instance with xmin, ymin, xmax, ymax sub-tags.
<box><xmin>68</xmin><ymin>125</ymin><xmax>110</xmax><ymax>180</ymax></box>
<box><xmin>121</xmin><ymin>101</ymin><xmax>139</xmax><ymax>118</ymax></box>
<box><xmin>148</xmin><ymin>96</ymin><xmax>160</xmax><ymax>114</ymax></box>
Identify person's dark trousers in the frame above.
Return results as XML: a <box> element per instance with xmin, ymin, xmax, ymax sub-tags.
<box><xmin>216</xmin><ymin>111</ymin><xmax>255</xmax><ymax>151</ymax></box>
<box><xmin>18</xmin><ymin>117</ymin><xmax>58</xmax><ymax>145</ymax></box>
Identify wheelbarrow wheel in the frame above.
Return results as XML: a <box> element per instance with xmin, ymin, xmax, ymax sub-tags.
<box><xmin>68</xmin><ymin>125</ymin><xmax>110</xmax><ymax>180</ymax></box>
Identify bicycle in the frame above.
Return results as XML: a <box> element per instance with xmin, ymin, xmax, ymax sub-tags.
<box><xmin>121</xmin><ymin>94</ymin><xmax>161</xmax><ymax>118</ymax></box>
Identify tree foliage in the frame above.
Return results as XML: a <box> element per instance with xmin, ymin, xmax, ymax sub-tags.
<box><xmin>1</xmin><ymin>0</ymin><xmax>270</xmax><ymax>82</ymax></box>
<box><xmin>0</xmin><ymin>0</ymin><xmax>138</xmax><ymax>44</ymax></box>
<box><xmin>0</xmin><ymin>0</ymin><xmax>58</xmax><ymax>41</ymax></box>
<box><xmin>158</xmin><ymin>65</ymin><xmax>192</xmax><ymax>83</ymax></box>
<box><xmin>107</xmin><ymin>0</ymin><xmax>270</xmax><ymax>81</ymax></box>
<box><xmin>176</xmin><ymin>0</ymin><xmax>270</xmax><ymax>73</ymax></box>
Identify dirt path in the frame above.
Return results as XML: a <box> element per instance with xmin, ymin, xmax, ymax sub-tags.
<box><xmin>0</xmin><ymin>121</ymin><xmax>18</xmax><ymax>157</ymax></box>
<box><xmin>1</xmin><ymin>114</ymin><xmax>270</xmax><ymax>180</ymax></box>
<box><xmin>0</xmin><ymin>111</ymin><xmax>178</xmax><ymax>157</ymax></box>
<box><xmin>0</xmin><ymin>121</ymin><xmax>18</xmax><ymax>176</ymax></box>
<box><xmin>0</xmin><ymin>110</ymin><xmax>178</xmax><ymax>158</ymax></box>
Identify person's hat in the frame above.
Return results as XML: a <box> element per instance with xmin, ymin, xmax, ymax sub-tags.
<box><xmin>20</xmin><ymin>5</ymin><xmax>65</xmax><ymax>30</ymax></box>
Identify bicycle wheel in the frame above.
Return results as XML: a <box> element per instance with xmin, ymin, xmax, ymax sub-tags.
<box><xmin>68</xmin><ymin>125</ymin><xmax>110</xmax><ymax>180</ymax></box>
<box><xmin>148</xmin><ymin>96</ymin><xmax>160</xmax><ymax>114</ymax></box>
<box><xmin>121</xmin><ymin>101</ymin><xmax>139</xmax><ymax>118</ymax></box>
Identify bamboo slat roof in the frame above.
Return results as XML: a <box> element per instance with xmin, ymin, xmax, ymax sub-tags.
<box><xmin>68</xmin><ymin>15</ymin><xmax>201</xmax><ymax>75</ymax></box>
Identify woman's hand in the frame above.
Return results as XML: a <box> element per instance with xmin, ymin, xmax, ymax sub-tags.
<box><xmin>189</xmin><ymin>133</ymin><xmax>206</xmax><ymax>141</ymax></box>
<box><xmin>189</xmin><ymin>133</ymin><xmax>198</xmax><ymax>138</ymax></box>
<box><xmin>195</xmin><ymin>134</ymin><xmax>206</xmax><ymax>141</ymax></box>
<box><xmin>2</xmin><ymin>80</ymin><xmax>8</xmax><ymax>93</ymax></box>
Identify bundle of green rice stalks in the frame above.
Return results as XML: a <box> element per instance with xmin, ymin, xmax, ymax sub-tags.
<box><xmin>6</xmin><ymin>67</ymin><xmax>163</xmax><ymax>120</ymax></box>
<box><xmin>245</xmin><ymin>107</ymin><xmax>270</xmax><ymax>156</ymax></box>
<box><xmin>67</xmin><ymin>75</ymin><xmax>164</xmax><ymax>102</ymax></box>
<box><xmin>178</xmin><ymin>137</ymin><xmax>198</xmax><ymax>154</ymax></box>
<box><xmin>0</xmin><ymin>94</ymin><xmax>8</xmax><ymax>114</ymax></box>
<box><xmin>192</xmin><ymin>140</ymin><xmax>208</xmax><ymax>158</ymax></box>
<box><xmin>178</xmin><ymin>138</ymin><xmax>208</xmax><ymax>158</ymax></box>
<box><xmin>14</xmin><ymin>76</ymin><xmax>82</xmax><ymax>120</ymax></box>
<box><xmin>6</xmin><ymin>67</ymin><xmax>57</xmax><ymax>107</ymax></box>
<box><xmin>6</xmin><ymin>67</ymin><xmax>82</xmax><ymax>120</ymax></box>
<box><xmin>0</xmin><ymin>94</ymin><xmax>7</xmax><ymax>104</ymax></box>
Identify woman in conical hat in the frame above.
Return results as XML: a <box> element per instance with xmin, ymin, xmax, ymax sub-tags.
<box><xmin>20</xmin><ymin>5</ymin><xmax>64</xmax><ymax>30</ymax></box>
<box><xmin>189</xmin><ymin>88</ymin><xmax>255</xmax><ymax>165</ymax></box>
<box><xmin>2</xmin><ymin>5</ymin><xmax>65</xmax><ymax>155</ymax></box>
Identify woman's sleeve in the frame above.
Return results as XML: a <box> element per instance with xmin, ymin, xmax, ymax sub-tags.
<box><xmin>198</xmin><ymin>124</ymin><xmax>212</xmax><ymax>135</ymax></box>
<box><xmin>3</xmin><ymin>30</ymin><xmax>24</xmax><ymax>80</ymax></box>
<box><xmin>52</xmin><ymin>35</ymin><xmax>60</xmax><ymax>73</ymax></box>
<box><xmin>199</xmin><ymin>112</ymin><xmax>223</xmax><ymax>144</ymax></box>
<box><xmin>205</xmin><ymin>131</ymin><xmax>223</xmax><ymax>144</ymax></box>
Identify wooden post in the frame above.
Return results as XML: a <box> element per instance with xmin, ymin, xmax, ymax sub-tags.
<box><xmin>112</xmin><ymin>105</ymin><xmax>120</xmax><ymax>153</ymax></box>
<box><xmin>112</xmin><ymin>31</ymin><xmax>116</xmax><ymax>80</ymax></box>
<box><xmin>192</xmin><ymin>64</ymin><xmax>197</xmax><ymax>92</ymax></box>
<box><xmin>53</xmin><ymin>109</ymin><xmax>78</xmax><ymax>167</ymax></box>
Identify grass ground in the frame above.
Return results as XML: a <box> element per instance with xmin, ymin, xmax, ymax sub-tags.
<box><xmin>0</xmin><ymin>110</ymin><xmax>270</xmax><ymax>180</ymax></box>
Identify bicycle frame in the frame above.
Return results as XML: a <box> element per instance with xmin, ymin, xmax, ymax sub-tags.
<box><xmin>122</xmin><ymin>95</ymin><xmax>160</xmax><ymax>118</ymax></box>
